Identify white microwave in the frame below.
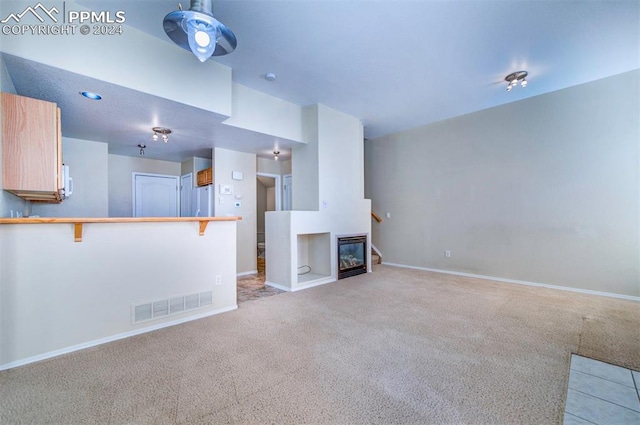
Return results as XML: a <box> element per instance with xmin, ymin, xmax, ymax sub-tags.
<box><xmin>61</xmin><ymin>164</ymin><xmax>73</xmax><ymax>199</ymax></box>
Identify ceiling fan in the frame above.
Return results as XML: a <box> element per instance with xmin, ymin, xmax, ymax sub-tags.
<box><xmin>163</xmin><ymin>0</ymin><xmax>237</xmax><ymax>62</ymax></box>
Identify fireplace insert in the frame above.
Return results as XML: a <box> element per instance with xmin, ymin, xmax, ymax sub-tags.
<box><xmin>337</xmin><ymin>235</ymin><xmax>367</xmax><ymax>279</ymax></box>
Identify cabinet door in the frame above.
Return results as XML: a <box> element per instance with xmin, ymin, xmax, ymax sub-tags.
<box><xmin>197</xmin><ymin>167</ymin><xmax>213</xmax><ymax>186</ymax></box>
<box><xmin>2</xmin><ymin>93</ymin><xmax>59</xmax><ymax>193</ymax></box>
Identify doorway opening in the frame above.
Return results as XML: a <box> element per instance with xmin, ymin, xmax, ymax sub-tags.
<box><xmin>256</xmin><ymin>173</ymin><xmax>281</xmax><ymax>271</ymax></box>
<box><xmin>237</xmin><ymin>173</ymin><xmax>284</xmax><ymax>304</ymax></box>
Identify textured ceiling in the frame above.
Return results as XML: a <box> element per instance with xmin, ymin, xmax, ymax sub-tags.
<box><xmin>2</xmin><ymin>54</ymin><xmax>298</xmax><ymax>162</ymax></box>
<box><xmin>3</xmin><ymin>0</ymin><xmax>639</xmax><ymax>162</ymax></box>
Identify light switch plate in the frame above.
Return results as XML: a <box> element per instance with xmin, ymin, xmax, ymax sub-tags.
<box><xmin>232</xmin><ymin>171</ymin><xmax>243</xmax><ymax>181</ymax></box>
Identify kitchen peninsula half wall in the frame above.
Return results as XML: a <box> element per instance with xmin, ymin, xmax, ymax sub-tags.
<box><xmin>0</xmin><ymin>217</ymin><xmax>240</xmax><ymax>370</ymax></box>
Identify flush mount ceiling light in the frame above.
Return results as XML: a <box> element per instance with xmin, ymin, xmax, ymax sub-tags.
<box><xmin>152</xmin><ymin>127</ymin><xmax>172</xmax><ymax>143</ymax></box>
<box><xmin>273</xmin><ymin>151</ymin><xmax>280</xmax><ymax>161</ymax></box>
<box><xmin>80</xmin><ymin>91</ymin><xmax>102</xmax><ymax>100</ymax></box>
<box><xmin>505</xmin><ymin>71</ymin><xmax>528</xmax><ymax>91</ymax></box>
<box><xmin>138</xmin><ymin>144</ymin><xmax>146</xmax><ymax>156</ymax></box>
<box><xmin>163</xmin><ymin>0</ymin><xmax>237</xmax><ymax>62</ymax></box>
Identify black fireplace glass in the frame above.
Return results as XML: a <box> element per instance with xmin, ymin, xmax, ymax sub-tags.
<box><xmin>338</xmin><ymin>235</ymin><xmax>367</xmax><ymax>279</ymax></box>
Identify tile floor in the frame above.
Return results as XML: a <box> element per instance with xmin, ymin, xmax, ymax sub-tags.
<box><xmin>236</xmin><ymin>257</ymin><xmax>285</xmax><ymax>304</ymax></box>
<box><xmin>564</xmin><ymin>354</ymin><xmax>640</xmax><ymax>424</ymax></box>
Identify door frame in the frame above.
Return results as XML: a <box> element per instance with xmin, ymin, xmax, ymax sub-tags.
<box><xmin>256</xmin><ymin>172</ymin><xmax>282</xmax><ymax>211</ymax></box>
<box><xmin>132</xmin><ymin>172</ymin><xmax>180</xmax><ymax>217</ymax></box>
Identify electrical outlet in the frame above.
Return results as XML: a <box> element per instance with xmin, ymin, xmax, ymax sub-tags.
<box><xmin>215</xmin><ymin>275</ymin><xmax>222</xmax><ymax>285</ymax></box>
<box><xmin>445</xmin><ymin>250</ymin><xmax>451</xmax><ymax>258</ymax></box>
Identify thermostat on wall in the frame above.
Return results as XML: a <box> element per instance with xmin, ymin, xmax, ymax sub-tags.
<box><xmin>232</xmin><ymin>171</ymin><xmax>244</xmax><ymax>181</ymax></box>
<box><xmin>219</xmin><ymin>184</ymin><xmax>234</xmax><ymax>195</ymax></box>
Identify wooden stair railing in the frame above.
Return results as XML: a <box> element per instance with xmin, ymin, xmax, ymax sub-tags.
<box><xmin>371</xmin><ymin>211</ymin><xmax>383</xmax><ymax>223</ymax></box>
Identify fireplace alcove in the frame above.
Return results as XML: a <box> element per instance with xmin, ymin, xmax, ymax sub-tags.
<box><xmin>296</xmin><ymin>232</ymin><xmax>332</xmax><ymax>285</ymax></box>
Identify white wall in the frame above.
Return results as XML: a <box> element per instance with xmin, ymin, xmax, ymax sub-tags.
<box><xmin>224</xmin><ymin>83</ymin><xmax>304</xmax><ymax>143</ymax></box>
<box><xmin>316</xmin><ymin>104</ymin><xmax>366</xmax><ymax>206</ymax></box>
<box><xmin>266</xmin><ymin>104</ymin><xmax>371</xmax><ymax>290</ymax></box>
<box><xmin>292</xmin><ymin>106</ymin><xmax>320</xmax><ymax>210</ymax></box>
<box><xmin>213</xmin><ymin>148</ymin><xmax>257</xmax><ymax>274</ymax></box>
<box><xmin>108</xmin><ymin>154</ymin><xmax>181</xmax><ymax>217</ymax></box>
<box><xmin>33</xmin><ymin>138</ymin><xmax>108</xmax><ymax>218</ymax></box>
<box><xmin>1</xmin><ymin>0</ymin><xmax>232</xmax><ymax>117</ymax></box>
<box><xmin>365</xmin><ymin>70</ymin><xmax>640</xmax><ymax>297</ymax></box>
<box><xmin>257</xmin><ymin>157</ymin><xmax>291</xmax><ymax>176</ymax></box>
<box><xmin>0</xmin><ymin>220</ymin><xmax>238</xmax><ymax>368</ymax></box>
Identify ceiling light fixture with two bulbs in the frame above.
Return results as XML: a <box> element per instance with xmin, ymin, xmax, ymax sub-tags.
<box><xmin>505</xmin><ymin>70</ymin><xmax>528</xmax><ymax>91</ymax></box>
<box><xmin>152</xmin><ymin>127</ymin><xmax>172</xmax><ymax>143</ymax></box>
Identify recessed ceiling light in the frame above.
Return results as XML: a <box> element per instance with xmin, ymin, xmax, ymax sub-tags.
<box><xmin>80</xmin><ymin>91</ymin><xmax>102</xmax><ymax>100</ymax></box>
<box><xmin>264</xmin><ymin>73</ymin><xmax>277</xmax><ymax>81</ymax></box>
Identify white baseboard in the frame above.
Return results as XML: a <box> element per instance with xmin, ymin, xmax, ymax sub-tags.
<box><xmin>265</xmin><ymin>281</ymin><xmax>291</xmax><ymax>292</ymax></box>
<box><xmin>382</xmin><ymin>262</ymin><xmax>640</xmax><ymax>302</ymax></box>
<box><xmin>265</xmin><ymin>277</ymin><xmax>336</xmax><ymax>292</ymax></box>
<box><xmin>292</xmin><ymin>277</ymin><xmax>335</xmax><ymax>292</ymax></box>
<box><xmin>0</xmin><ymin>305</ymin><xmax>238</xmax><ymax>372</ymax></box>
<box><xmin>237</xmin><ymin>270</ymin><xmax>258</xmax><ymax>277</ymax></box>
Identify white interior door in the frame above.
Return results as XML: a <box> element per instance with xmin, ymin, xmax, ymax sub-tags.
<box><xmin>283</xmin><ymin>174</ymin><xmax>292</xmax><ymax>211</ymax></box>
<box><xmin>180</xmin><ymin>173</ymin><xmax>193</xmax><ymax>217</ymax></box>
<box><xmin>133</xmin><ymin>173</ymin><xmax>179</xmax><ymax>217</ymax></box>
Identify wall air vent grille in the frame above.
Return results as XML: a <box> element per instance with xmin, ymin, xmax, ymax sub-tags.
<box><xmin>134</xmin><ymin>303</ymin><xmax>153</xmax><ymax>322</ymax></box>
<box><xmin>170</xmin><ymin>297</ymin><xmax>185</xmax><ymax>314</ymax></box>
<box><xmin>132</xmin><ymin>290</ymin><xmax>213</xmax><ymax>324</ymax></box>
<box><xmin>185</xmin><ymin>294</ymin><xmax>199</xmax><ymax>310</ymax></box>
<box><xmin>153</xmin><ymin>300</ymin><xmax>169</xmax><ymax>317</ymax></box>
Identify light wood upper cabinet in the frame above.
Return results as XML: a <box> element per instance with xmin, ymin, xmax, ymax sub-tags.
<box><xmin>1</xmin><ymin>92</ymin><xmax>62</xmax><ymax>203</ymax></box>
<box><xmin>197</xmin><ymin>167</ymin><xmax>213</xmax><ymax>186</ymax></box>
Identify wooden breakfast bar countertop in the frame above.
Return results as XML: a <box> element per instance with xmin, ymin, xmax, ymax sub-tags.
<box><xmin>0</xmin><ymin>216</ymin><xmax>242</xmax><ymax>242</ymax></box>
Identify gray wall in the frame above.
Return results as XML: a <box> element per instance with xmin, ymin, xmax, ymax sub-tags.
<box><xmin>365</xmin><ymin>70</ymin><xmax>639</xmax><ymax>297</ymax></box>
<box><xmin>108</xmin><ymin>154</ymin><xmax>181</xmax><ymax>217</ymax></box>
<box><xmin>257</xmin><ymin>178</ymin><xmax>267</xmax><ymax>238</ymax></box>
<box><xmin>214</xmin><ymin>148</ymin><xmax>257</xmax><ymax>274</ymax></box>
<box><xmin>33</xmin><ymin>138</ymin><xmax>108</xmax><ymax>218</ymax></box>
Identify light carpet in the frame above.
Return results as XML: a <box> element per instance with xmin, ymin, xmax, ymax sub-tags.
<box><xmin>1</xmin><ymin>265</ymin><xmax>638</xmax><ymax>424</ymax></box>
